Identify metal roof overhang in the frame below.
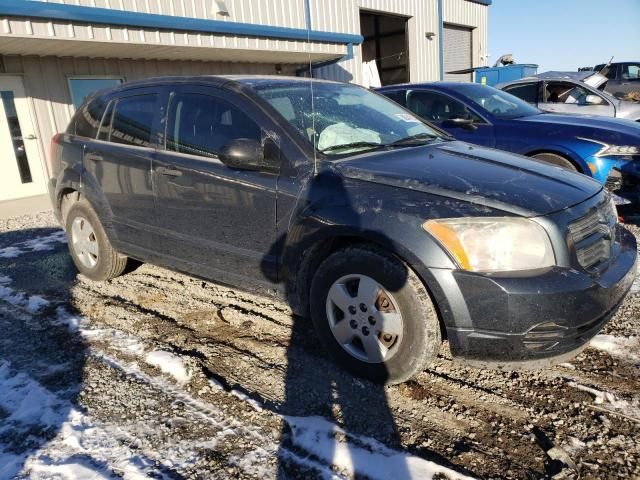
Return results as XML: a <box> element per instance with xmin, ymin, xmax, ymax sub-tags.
<box><xmin>0</xmin><ymin>35</ymin><xmax>346</xmax><ymax>64</ymax></box>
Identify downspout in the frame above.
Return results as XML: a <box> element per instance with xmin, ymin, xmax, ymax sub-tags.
<box><xmin>438</xmin><ymin>0</ymin><xmax>444</xmax><ymax>80</ymax></box>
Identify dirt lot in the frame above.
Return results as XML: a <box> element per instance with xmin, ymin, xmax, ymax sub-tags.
<box><xmin>0</xmin><ymin>211</ymin><xmax>638</xmax><ymax>479</ymax></box>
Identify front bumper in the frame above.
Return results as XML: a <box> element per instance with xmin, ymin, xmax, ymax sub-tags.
<box><xmin>425</xmin><ymin>226</ymin><xmax>637</xmax><ymax>366</ymax></box>
<box><xmin>593</xmin><ymin>155</ymin><xmax>640</xmax><ymax>203</ymax></box>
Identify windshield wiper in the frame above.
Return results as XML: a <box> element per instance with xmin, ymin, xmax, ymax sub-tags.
<box><xmin>388</xmin><ymin>132</ymin><xmax>441</xmax><ymax>146</ymax></box>
<box><xmin>319</xmin><ymin>141</ymin><xmax>385</xmax><ymax>154</ymax></box>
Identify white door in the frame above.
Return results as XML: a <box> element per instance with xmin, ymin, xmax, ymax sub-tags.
<box><xmin>0</xmin><ymin>76</ymin><xmax>47</xmax><ymax>202</ymax></box>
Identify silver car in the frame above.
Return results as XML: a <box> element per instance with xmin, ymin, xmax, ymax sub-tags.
<box><xmin>497</xmin><ymin>71</ymin><xmax>640</xmax><ymax>121</ymax></box>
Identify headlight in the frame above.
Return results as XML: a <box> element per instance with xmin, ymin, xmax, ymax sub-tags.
<box><xmin>423</xmin><ymin>217</ymin><xmax>555</xmax><ymax>272</ymax></box>
<box><xmin>597</xmin><ymin>145</ymin><xmax>640</xmax><ymax>156</ymax></box>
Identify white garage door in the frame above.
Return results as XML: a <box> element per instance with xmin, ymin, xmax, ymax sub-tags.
<box><xmin>443</xmin><ymin>24</ymin><xmax>472</xmax><ymax>82</ymax></box>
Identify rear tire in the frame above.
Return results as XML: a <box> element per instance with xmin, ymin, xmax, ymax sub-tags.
<box><xmin>310</xmin><ymin>246</ymin><xmax>441</xmax><ymax>384</ymax></box>
<box><xmin>531</xmin><ymin>152</ymin><xmax>578</xmax><ymax>171</ymax></box>
<box><xmin>65</xmin><ymin>199</ymin><xmax>128</xmax><ymax>281</ymax></box>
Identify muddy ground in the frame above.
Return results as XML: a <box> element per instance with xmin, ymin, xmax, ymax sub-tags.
<box><xmin>0</xmin><ymin>211</ymin><xmax>638</xmax><ymax>479</ymax></box>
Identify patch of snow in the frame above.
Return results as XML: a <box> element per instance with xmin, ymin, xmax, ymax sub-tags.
<box><xmin>0</xmin><ymin>231</ymin><xmax>66</xmax><ymax>259</ymax></box>
<box><xmin>26</xmin><ymin>295</ymin><xmax>49</xmax><ymax>313</ymax></box>
<box><xmin>0</xmin><ymin>281</ymin><xmax>49</xmax><ymax>314</ymax></box>
<box><xmin>568</xmin><ymin>381</ymin><xmax>640</xmax><ymax>419</ymax></box>
<box><xmin>230</xmin><ymin>389</ymin><xmax>263</xmax><ymax>411</ymax></box>
<box><xmin>145</xmin><ymin>350</ymin><xmax>191</xmax><ymax>385</ymax></box>
<box><xmin>285</xmin><ymin>415</ymin><xmax>476</xmax><ymax>480</ymax></box>
<box><xmin>589</xmin><ymin>334</ymin><xmax>639</xmax><ymax>364</ymax></box>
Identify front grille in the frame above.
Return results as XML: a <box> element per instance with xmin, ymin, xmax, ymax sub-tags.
<box><xmin>568</xmin><ymin>198</ymin><xmax>616</xmax><ymax>270</ymax></box>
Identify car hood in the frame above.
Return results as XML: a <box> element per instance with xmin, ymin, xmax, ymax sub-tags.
<box><xmin>335</xmin><ymin>141</ymin><xmax>602</xmax><ymax>217</ymax></box>
<box><xmin>515</xmin><ymin>113</ymin><xmax>640</xmax><ymax>136</ymax></box>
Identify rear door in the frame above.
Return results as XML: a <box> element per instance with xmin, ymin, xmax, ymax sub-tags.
<box><xmin>83</xmin><ymin>88</ymin><xmax>161</xmax><ymax>247</ymax></box>
<box><xmin>539</xmin><ymin>81</ymin><xmax>615</xmax><ymax>116</ymax></box>
<box><xmin>403</xmin><ymin>89</ymin><xmax>495</xmax><ymax>147</ymax></box>
<box><xmin>152</xmin><ymin>85</ymin><xmax>279</xmax><ymax>286</ymax></box>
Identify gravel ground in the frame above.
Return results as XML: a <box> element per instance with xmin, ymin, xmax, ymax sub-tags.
<box><xmin>0</xmin><ymin>210</ymin><xmax>638</xmax><ymax>479</ymax></box>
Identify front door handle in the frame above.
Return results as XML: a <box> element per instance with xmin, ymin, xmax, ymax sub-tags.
<box><xmin>157</xmin><ymin>166</ymin><xmax>183</xmax><ymax>177</ymax></box>
<box><xmin>85</xmin><ymin>152</ymin><xmax>103</xmax><ymax>162</ymax></box>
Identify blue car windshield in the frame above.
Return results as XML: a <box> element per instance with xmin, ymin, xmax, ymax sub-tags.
<box><xmin>254</xmin><ymin>81</ymin><xmax>443</xmax><ymax>156</ymax></box>
<box><xmin>453</xmin><ymin>83</ymin><xmax>542</xmax><ymax>119</ymax></box>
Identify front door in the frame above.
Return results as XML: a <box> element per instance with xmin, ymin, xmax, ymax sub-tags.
<box><xmin>540</xmin><ymin>81</ymin><xmax>615</xmax><ymax>116</ymax></box>
<box><xmin>153</xmin><ymin>87</ymin><xmax>279</xmax><ymax>287</ymax></box>
<box><xmin>0</xmin><ymin>76</ymin><xmax>47</xmax><ymax>202</ymax></box>
<box><xmin>406</xmin><ymin>89</ymin><xmax>495</xmax><ymax>147</ymax></box>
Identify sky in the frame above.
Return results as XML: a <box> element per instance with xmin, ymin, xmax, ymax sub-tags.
<box><xmin>489</xmin><ymin>0</ymin><xmax>640</xmax><ymax>72</ymax></box>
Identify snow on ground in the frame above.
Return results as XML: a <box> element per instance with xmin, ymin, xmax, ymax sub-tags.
<box><xmin>589</xmin><ymin>334</ymin><xmax>640</xmax><ymax>364</ymax></box>
<box><xmin>285</xmin><ymin>416</ymin><xmax>476</xmax><ymax>480</ymax></box>
<box><xmin>568</xmin><ymin>381</ymin><xmax>640</xmax><ymax>420</ymax></box>
<box><xmin>0</xmin><ymin>230</ymin><xmax>66</xmax><ymax>258</ymax></box>
<box><xmin>144</xmin><ymin>350</ymin><xmax>192</xmax><ymax>384</ymax></box>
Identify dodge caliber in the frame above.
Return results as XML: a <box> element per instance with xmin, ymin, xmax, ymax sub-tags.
<box><xmin>49</xmin><ymin>76</ymin><xmax>637</xmax><ymax>384</ymax></box>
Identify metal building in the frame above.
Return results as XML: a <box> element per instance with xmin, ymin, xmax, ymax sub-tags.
<box><xmin>0</xmin><ymin>0</ymin><xmax>489</xmax><ymax>210</ymax></box>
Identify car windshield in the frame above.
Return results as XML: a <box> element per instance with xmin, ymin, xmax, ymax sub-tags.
<box><xmin>454</xmin><ymin>83</ymin><xmax>542</xmax><ymax>119</ymax></box>
<box><xmin>254</xmin><ymin>81</ymin><xmax>444</xmax><ymax>156</ymax></box>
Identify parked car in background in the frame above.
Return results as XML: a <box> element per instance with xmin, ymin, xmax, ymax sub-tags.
<box><xmin>496</xmin><ymin>71</ymin><xmax>640</xmax><ymax>121</ymax></box>
<box><xmin>594</xmin><ymin>61</ymin><xmax>640</xmax><ymax>99</ymax></box>
<box><xmin>49</xmin><ymin>76</ymin><xmax>637</xmax><ymax>384</ymax></box>
<box><xmin>377</xmin><ymin>82</ymin><xmax>640</xmax><ymax>202</ymax></box>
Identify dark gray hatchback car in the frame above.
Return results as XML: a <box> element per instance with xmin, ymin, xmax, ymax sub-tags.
<box><xmin>49</xmin><ymin>76</ymin><xmax>637</xmax><ymax>384</ymax></box>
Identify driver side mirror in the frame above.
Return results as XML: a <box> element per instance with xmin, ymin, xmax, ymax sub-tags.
<box><xmin>442</xmin><ymin>117</ymin><xmax>478</xmax><ymax>131</ymax></box>
<box><xmin>219</xmin><ymin>138</ymin><xmax>280</xmax><ymax>174</ymax></box>
<box><xmin>584</xmin><ymin>94</ymin><xmax>605</xmax><ymax>105</ymax></box>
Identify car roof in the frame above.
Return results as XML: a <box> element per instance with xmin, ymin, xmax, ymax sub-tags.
<box><xmin>96</xmin><ymin>75</ymin><xmax>346</xmax><ymax>96</ymax></box>
<box><xmin>377</xmin><ymin>81</ymin><xmax>482</xmax><ymax>91</ymax></box>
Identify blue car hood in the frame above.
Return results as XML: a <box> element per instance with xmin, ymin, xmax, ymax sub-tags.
<box><xmin>515</xmin><ymin>113</ymin><xmax>640</xmax><ymax>138</ymax></box>
<box><xmin>336</xmin><ymin>140</ymin><xmax>602</xmax><ymax>217</ymax></box>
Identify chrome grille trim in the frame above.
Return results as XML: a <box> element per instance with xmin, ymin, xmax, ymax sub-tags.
<box><xmin>568</xmin><ymin>197</ymin><xmax>616</xmax><ymax>270</ymax></box>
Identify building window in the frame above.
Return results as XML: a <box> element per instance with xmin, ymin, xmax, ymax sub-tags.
<box><xmin>68</xmin><ymin>77</ymin><xmax>123</xmax><ymax>109</ymax></box>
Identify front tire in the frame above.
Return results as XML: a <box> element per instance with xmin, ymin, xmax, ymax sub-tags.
<box><xmin>65</xmin><ymin>199</ymin><xmax>128</xmax><ymax>281</ymax></box>
<box><xmin>310</xmin><ymin>246</ymin><xmax>441</xmax><ymax>384</ymax></box>
<box><xmin>531</xmin><ymin>152</ymin><xmax>578</xmax><ymax>171</ymax></box>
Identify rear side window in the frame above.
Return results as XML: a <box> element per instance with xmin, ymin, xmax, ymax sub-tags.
<box><xmin>74</xmin><ymin>96</ymin><xmax>107</xmax><ymax>138</ymax></box>
<box><xmin>382</xmin><ymin>90</ymin><xmax>408</xmax><ymax>107</ymax></box>
<box><xmin>165</xmin><ymin>92</ymin><xmax>261</xmax><ymax>158</ymax></box>
<box><xmin>503</xmin><ymin>83</ymin><xmax>538</xmax><ymax>104</ymax></box>
<box><xmin>110</xmin><ymin>94</ymin><xmax>157</xmax><ymax>147</ymax></box>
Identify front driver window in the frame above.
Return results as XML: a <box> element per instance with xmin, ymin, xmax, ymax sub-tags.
<box><xmin>406</xmin><ymin>90</ymin><xmax>481</xmax><ymax>123</ymax></box>
<box><xmin>622</xmin><ymin>64</ymin><xmax>640</xmax><ymax>81</ymax></box>
<box><xmin>545</xmin><ymin>82</ymin><xmax>596</xmax><ymax>105</ymax></box>
<box><xmin>166</xmin><ymin>92</ymin><xmax>261</xmax><ymax>159</ymax></box>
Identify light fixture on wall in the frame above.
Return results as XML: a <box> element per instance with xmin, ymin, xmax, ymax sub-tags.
<box><xmin>214</xmin><ymin>0</ymin><xmax>230</xmax><ymax>16</ymax></box>
<box><xmin>425</xmin><ymin>32</ymin><xmax>436</xmax><ymax>40</ymax></box>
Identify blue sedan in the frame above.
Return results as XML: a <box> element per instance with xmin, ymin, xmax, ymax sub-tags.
<box><xmin>377</xmin><ymin>82</ymin><xmax>640</xmax><ymax>202</ymax></box>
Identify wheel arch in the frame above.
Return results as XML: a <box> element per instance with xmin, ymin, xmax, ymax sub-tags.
<box><xmin>524</xmin><ymin>149</ymin><xmax>585</xmax><ymax>173</ymax></box>
<box><xmin>287</xmin><ymin>230</ymin><xmax>449</xmax><ymax>340</ymax></box>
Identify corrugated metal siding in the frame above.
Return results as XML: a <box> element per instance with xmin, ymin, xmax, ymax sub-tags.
<box><xmin>1</xmin><ymin>55</ymin><xmax>297</xmax><ymax>174</ymax></box>
<box><xmin>442</xmin><ymin>0</ymin><xmax>489</xmax><ymax>68</ymax></box>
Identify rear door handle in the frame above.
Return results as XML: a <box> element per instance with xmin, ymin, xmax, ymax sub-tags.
<box><xmin>85</xmin><ymin>152</ymin><xmax>103</xmax><ymax>162</ymax></box>
<box><xmin>156</xmin><ymin>166</ymin><xmax>183</xmax><ymax>177</ymax></box>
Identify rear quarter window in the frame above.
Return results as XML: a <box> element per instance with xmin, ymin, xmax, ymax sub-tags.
<box><xmin>72</xmin><ymin>96</ymin><xmax>107</xmax><ymax>138</ymax></box>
